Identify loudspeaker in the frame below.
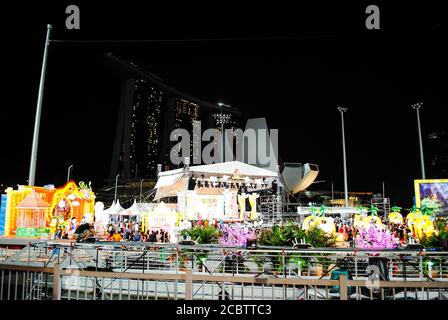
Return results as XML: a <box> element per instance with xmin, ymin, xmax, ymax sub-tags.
<box><xmin>188</xmin><ymin>177</ymin><xmax>196</xmax><ymax>190</ymax></box>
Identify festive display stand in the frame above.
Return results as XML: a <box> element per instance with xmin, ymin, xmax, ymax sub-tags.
<box><xmin>1</xmin><ymin>181</ymin><xmax>95</xmax><ymax>238</ymax></box>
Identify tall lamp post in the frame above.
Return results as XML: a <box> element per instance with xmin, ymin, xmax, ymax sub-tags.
<box><xmin>114</xmin><ymin>174</ymin><xmax>120</xmax><ymax>203</ymax></box>
<box><xmin>140</xmin><ymin>179</ymin><xmax>144</xmax><ymax>202</ymax></box>
<box><xmin>67</xmin><ymin>164</ymin><xmax>73</xmax><ymax>183</ymax></box>
<box><xmin>28</xmin><ymin>24</ymin><xmax>52</xmax><ymax>186</ymax></box>
<box><xmin>412</xmin><ymin>102</ymin><xmax>426</xmax><ymax>179</ymax></box>
<box><xmin>216</xmin><ymin>102</ymin><xmax>231</xmax><ymax>162</ymax></box>
<box><xmin>337</xmin><ymin>106</ymin><xmax>349</xmax><ymax>207</ymax></box>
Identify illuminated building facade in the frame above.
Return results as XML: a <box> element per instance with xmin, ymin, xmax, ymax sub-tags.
<box><xmin>161</xmin><ymin>98</ymin><xmax>201</xmax><ymax>170</ymax></box>
<box><xmin>106</xmin><ymin>55</ymin><xmax>243</xmax><ymax>183</ymax></box>
<box><xmin>109</xmin><ymin>80</ymin><xmax>243</xmax><ymax>179</ymax></box>
<box><xmin>129</xmin><ymin>79</ymin><xmax>164</xmax><ymax>179</ymax></box>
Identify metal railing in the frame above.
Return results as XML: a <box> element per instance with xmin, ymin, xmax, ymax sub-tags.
<box><xmin>3</xmin><ymin>242</ymin><xmax>448</xmax><ymax>282</ymax></box>
<box><xmin>2</xmin><ymin>263</ymin><xmax>448</xmax><ymax>300</ymax></box>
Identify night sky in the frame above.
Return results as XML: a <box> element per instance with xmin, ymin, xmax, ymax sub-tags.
<box><xmin>0</xmin><ymin>2</ymin><xmax>446</xmax><ymax>207</ymax></box>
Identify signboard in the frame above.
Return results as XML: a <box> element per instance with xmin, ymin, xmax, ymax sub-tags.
<box><xmin>178</xmin><ymin>190</ymin><xmax>236</xmax><ymax>221</ymax></box>
<box><xmin>414</xmin><ymin>179</ymin><xmax>448</xmax><ymax>214</ymax></box>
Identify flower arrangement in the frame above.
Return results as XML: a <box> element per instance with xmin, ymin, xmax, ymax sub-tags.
<box><xmin>355</xmin><ymin>223</ymin><xmax>398</xmax><ymax>249</ymax></box>
<box><xmin>218</xmin><ymin>223</ymin><xmax>256</xmax><ymax>247</ymax></box>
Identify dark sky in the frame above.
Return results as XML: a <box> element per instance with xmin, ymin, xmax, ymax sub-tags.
<box><xmin>0</xmin><ymin>2</ymin><xmax>446</xmax><ymax>207</ymax></box>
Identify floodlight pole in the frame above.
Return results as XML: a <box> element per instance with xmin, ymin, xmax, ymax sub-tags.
<box><xmin>412</xmin><ymin>102</ymin><xmax>426</xmax><ymax>179</ymax></box>
<box><xmin>140</xmin><ymin>179</ymin><xmax>144</xmax><ymax>201</ymax></box>
<box><xmin>67</xmin><ymin>164</ymin><xmax>73</xmax><ymax>183</ymax></box>
<box><xmin>338</xmin><ymin>106</ymin><xmax>349</xmax><ymax>207</ymax></box>
<box><xmin>28</xmin><ymin>24</ymin><xmax>52</xmax><ymax>186</ymax></box>
<box><xmin>114</xmin><ymin>174</ymin><xmax>120</xmax><ymax>203</ymax></box>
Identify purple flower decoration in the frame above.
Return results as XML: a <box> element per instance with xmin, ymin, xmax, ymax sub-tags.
<box><xmin>218</xmin><ymin>223</ymin><xmax>256</xmax><ymax>248</ymax></box>
<box><xmin>355</xmin><ymin>223</ymin><xmax>398</xmax><ymax>249</ymax></box>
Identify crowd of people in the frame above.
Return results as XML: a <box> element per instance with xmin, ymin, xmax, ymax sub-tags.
<box><xmin>105</xmin><ymin>222</ymin><xmax>171</xmax><ymax>243</ymax></box>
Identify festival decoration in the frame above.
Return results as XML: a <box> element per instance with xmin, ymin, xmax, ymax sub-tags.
<box><xmin>218</xmin><ymin>223</ymin><xmax>256</xmax><ymax>247</ymax></box>
<box><xmin>355</xmin><ymin>223</ymin><xmax>398</xmax><ymax>249</ymax></box>
<box><xmin>2</xmin><ymin>182</ymin><xmax>94</xmax><ymax>237</ymax></box>
<box><xmin>406</xmin><ymin>205</ymin><xmax>435</xmax><ymax>240</ymax></box>
<box><xmin>47</xmin><ymin>181</ymin><xmax>95</xmax><ymax>224</ymax></box>
<box><xmin>248</xmin><ymin>193</ymin><xmax>260</xmax><ymax>221</ymax></box>
<box><xmin>237</xmin><ymin>194</ymin><xmax>248</xmax><ymax>220</ymax></box>
<box><xmin>354</xmin><ymin>205</ymin><xmax>382</xmax><ymax>229</ymax></box>
<box><xmin>388</xmin><ymin>206</ymin><xmax>404</xmax><ymax>224</ymax></box>
<box><xmin>302</xmin><ymin>206</ymin><xmax>318</xmax><ymax>231</ymax></box>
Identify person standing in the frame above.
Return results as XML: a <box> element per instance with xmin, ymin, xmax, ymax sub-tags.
<box><xmin>156</xmin><ymin>230</ymin><xmax>162</xmax><ymax>242</ymax></box>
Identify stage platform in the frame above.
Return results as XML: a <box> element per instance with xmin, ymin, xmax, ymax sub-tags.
<box><xmin>0</xmin><ymin>236</ymin><xmax>73</xmax><ymax>248</ymax></box>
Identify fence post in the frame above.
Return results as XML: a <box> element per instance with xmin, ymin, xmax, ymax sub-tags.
<box><xmin>52</xmin><ymin>263</ymin><xmax>61</xmax><ymax>300</ymax></box>
<box><xmin>185</xmin><ymin>269</ymin><xmax>193</xmax><ymax>300</ymax></box>
<box><xmin>339</xmin><ymin>274</ymin><xmax>348</xmax><ymax>300</ymax></box>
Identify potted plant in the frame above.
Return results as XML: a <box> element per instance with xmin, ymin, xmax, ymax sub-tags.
<box><xmin>179</xmin><ymin>223</ymin><xmax>220</xmax><ymax>271</ymax></box>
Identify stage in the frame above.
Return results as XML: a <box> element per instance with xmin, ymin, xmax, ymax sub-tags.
<box><xmin>0</xmin><ymin>236</ymin><xmax>73</xmax><ymax>249</ymax></box>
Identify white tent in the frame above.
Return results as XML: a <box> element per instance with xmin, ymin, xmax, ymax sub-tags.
<box><xmin>120</xmin><ymin>200</ymin><xmax>154</xmax><ymax>216</ymax></box>
<box><xmin>103</xmin><ymin>199</ymin><xmax>125</xmax><ymax>215</ymax></box>
<box><xmin>154</xmin><ymin>161</ymin><xmax>278</xmax><ymax>201</ymax></box>
<box><xmin>188</xmin><ymin>161</ymin><xmax>277</xmax><ymax>177</ymax></box>
<box><xmin>120</xmin><ymin>200</ymin><xmax>140</xmax><ymax>216</ymax></box>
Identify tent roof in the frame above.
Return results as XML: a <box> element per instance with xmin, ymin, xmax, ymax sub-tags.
<box><xmin>158</xmin><ymin>161</ymin><xmax>278</xmax><ymax>179</ymax></box>
<box><xmin>120</xmin><ymin>199</ymin><xmax>140</xmax><ymax>215</ymax></box>
<box><xmin>153</xmin><ymin>161</ymin><xmax>277</xmax><ymax>200</ymax></box>
<box><xmin>16</xmin><ymin>191</ymin><xmax>51</xmax><ymax>209</ymax></box>
<box><xmin>103</xmin><ymin>199</ymin><xmax>124</xmax><ymax>214</ymax></box>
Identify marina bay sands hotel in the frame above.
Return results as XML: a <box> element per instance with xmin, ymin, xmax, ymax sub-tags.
<box><xmin>104</xmin><ymin>53</ymin><xmax>318</xmax><ymax>199</ymax></box>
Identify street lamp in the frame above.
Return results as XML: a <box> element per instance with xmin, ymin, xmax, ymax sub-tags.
<box><xmin>216</xmin><ymin>102</ymin><xmax>231</xmax><ymax>162</ymax></box>
<box><xmin>140</xmin><ymin>179</ymin><xmax>144</xmax><ymax>202</ymax></box>
<box><xmin>114</xmin><ymin>174</ymin><xmax>120</xmax><ymax>203</ymax></box>
<box><xmin>337</xmin><ymin>106</ymin><xmax>349</xmax><ymax>207</ymax></box>
<box><xmin>67</xmin><ymin>164</ymin><xmax>73</xmax><ymax>183</ymax></box>
<box><xmin>412</xmin><ymin>102</ymin><xmax>426</xmax><ymax>179</ymax></box>
<box><xmin>28</xmin><ymin>24</ymin><xmax>52</xmax><ymax>186</ymax></box>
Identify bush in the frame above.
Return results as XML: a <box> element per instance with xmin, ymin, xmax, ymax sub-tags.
<box><xmin>420</xmin><ymin>218</ymin><xmax>448</xmax><ymax>248</ymax></box>
<box><xmin>257</xmin><ymin>223</ymin><xmax>336</xmax><ymax>248</ymax></box>
<box><xmin>305</xmin><ymin>227</ymin><xmax>336</xmax><ymax>248</ymax></box>
<box><xmin>257</xmin><ymin>223</ymin><xmax>304</xmax><ymax>246</ymax></box>
<box><xmin>180</xmin><ymin>225</ymin><xmax>220</xmax><ymax>244</ymax></box>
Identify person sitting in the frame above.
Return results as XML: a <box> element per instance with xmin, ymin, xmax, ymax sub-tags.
<box><xmin>111</xmin><ymin>230</ymin><xmax>123</xmax><ymax>242</ymax></box>
<box><xmin>76</xmin><ymin>224</ymin><xmax>96</xmax><ymax>243</ymax></box>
